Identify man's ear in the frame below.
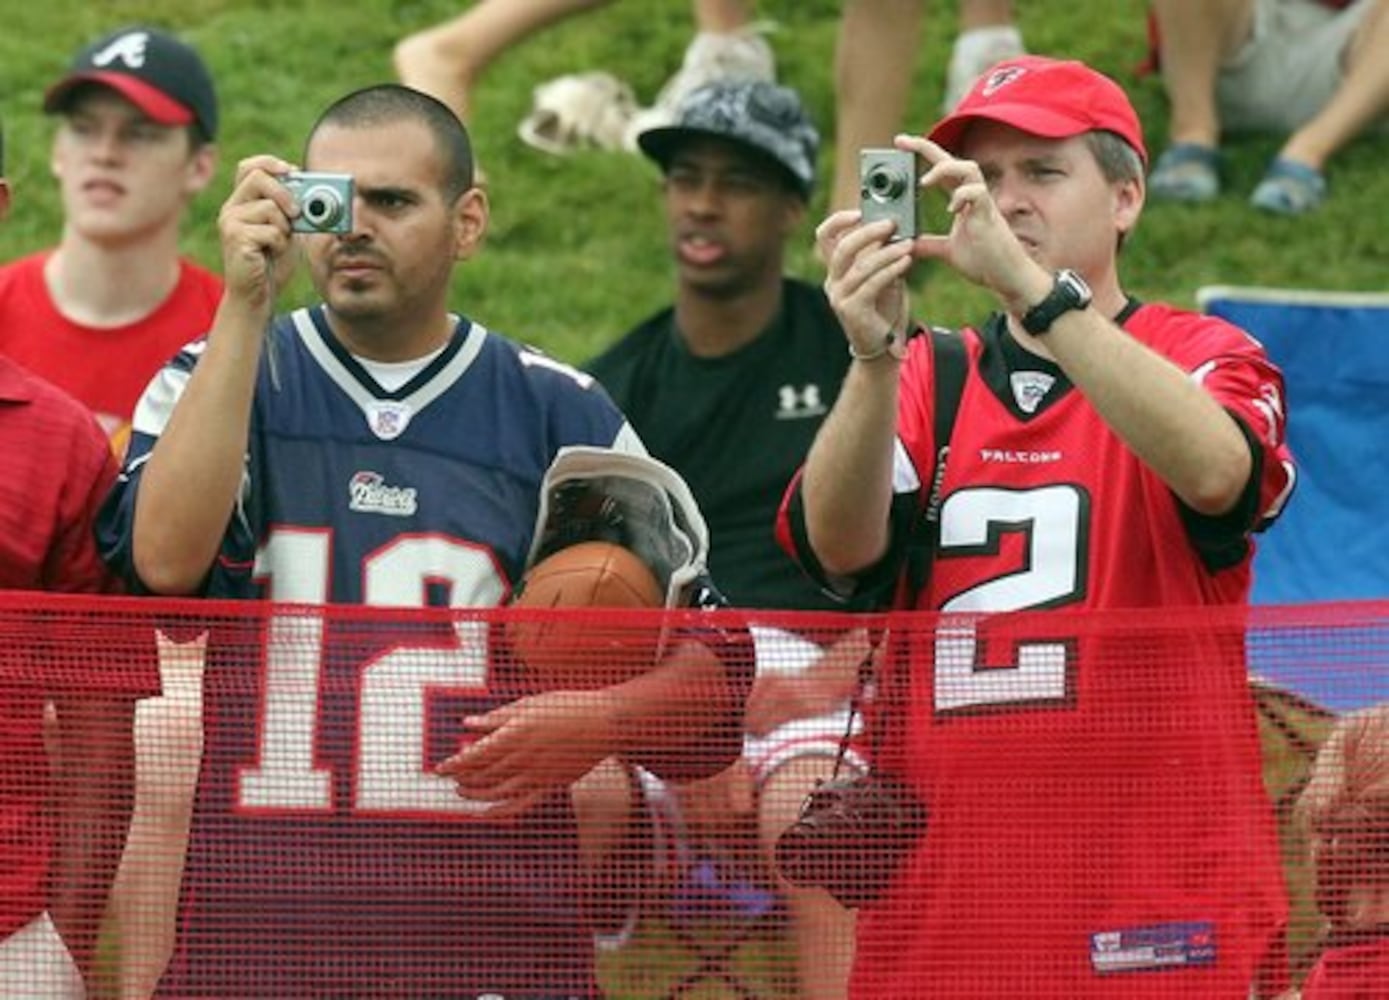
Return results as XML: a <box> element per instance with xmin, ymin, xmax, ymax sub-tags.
<box><xmin>0</xmin><ymin>179</ymin><xmax>11</xmax><ymax>223</ymax></box>
<box><xmin>184</xmin><ymin>142</ymin><xmax>218</xmax><ymax>197</ymax></box>
<box><xmin>452</xmin><ymin>186</ymin><xmax>489</xmax><ymax>261</ymax></box>
<box><xmin>780</xmin><ymin>193</ymin><xmax>807</xmax><ymax>239</ymax></box>
<box><xmin>1114</xmin><ymin>174</ymin><xmax>1143</xmax><ymax>240</ymax></box>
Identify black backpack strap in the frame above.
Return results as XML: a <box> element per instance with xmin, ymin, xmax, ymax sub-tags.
<box><xmin>904</xmin><ymin>327</ymin><xmax>968</xmax><ymax>600</ymax></box>
<box><xmin>818</xmin><ymin>327</ymin><xmax>969</xmax><ymax>781</ymax></box>
<box><xmin>826</xmin><ymin>327</ymin><xmax>969</xmax><ymax>776</ymax></box>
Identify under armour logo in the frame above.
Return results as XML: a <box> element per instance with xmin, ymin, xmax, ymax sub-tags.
<box><xmin>776</xmin><ymin>383</ymin><xmax>826</xmax><ymax>420</ymax></box>
<box><xmin>92</xmin><ymin>31</ymin><xmax>150</xmax><ymax>70</ymax></box>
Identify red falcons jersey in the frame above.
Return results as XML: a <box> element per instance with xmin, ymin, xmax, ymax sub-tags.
<box><xmin>780</xmin><ymin>302</ymin><xmax>1295</xmax><ymax>997</ymax></box>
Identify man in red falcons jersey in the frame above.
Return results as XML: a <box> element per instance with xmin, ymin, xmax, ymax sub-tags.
<box><xmin>778</xmin><ymin>55</ymin><xmax>1297</xmax><ymax>998</ymax></box>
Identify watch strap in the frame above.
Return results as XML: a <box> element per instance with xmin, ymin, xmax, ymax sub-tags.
<box><xmin>1021</xmin><ymin>269</ymin><xmax>1091</xmax><ymax>336</ymax></box>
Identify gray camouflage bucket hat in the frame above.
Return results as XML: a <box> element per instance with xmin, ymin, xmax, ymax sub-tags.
<box><xmin>637</xmin><ymin>79</ymin><xmax>819</xmax><ymax>199</ymax></box>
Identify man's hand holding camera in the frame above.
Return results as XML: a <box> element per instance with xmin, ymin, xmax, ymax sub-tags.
<box><xmin>218</xmin><ymin>155</ymin><xmax>305</xmax><ymax>314</ymax></box>
<box><xmin>816</xmin><ymin>211</ymin><xmax>914</xmax><ymax>364</ymax></box>
<box><xmin>218</xmin><ymin>157</ymin><xmax>358</xmax><ymax>317</ymax></box>
<box><xmin>821</xmin><ymin>134</ymin><xmax>1050</xmax><ymax>354</ymax></box>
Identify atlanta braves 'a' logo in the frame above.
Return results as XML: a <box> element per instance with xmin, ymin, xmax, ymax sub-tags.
<box><xmin>91</xmin><ymin>31</ymin><xmax>150</xmax><ymax>69</ymax></box>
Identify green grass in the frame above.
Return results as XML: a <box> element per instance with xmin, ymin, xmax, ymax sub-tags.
<box><xmin>2</xmin><ymin>0</ymin><xmax>1386</xmax><ymax>365</ymax></box>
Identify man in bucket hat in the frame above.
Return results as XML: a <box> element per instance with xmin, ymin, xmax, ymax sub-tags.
<box><xmin>779</xmin><ymin>55</ymin><xmax>1297</xmax><ymax>997</ymax></box>
<box><xmin>0</xmin><ymin>25</ymin><xmax>221</xmax><ymax>452</ymax></box>
<box><xmin>586</xmin><ymin>79</ymin><xmax>865</xmax><ymax>996</ymax></box>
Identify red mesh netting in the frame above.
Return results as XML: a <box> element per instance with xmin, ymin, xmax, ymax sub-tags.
<box><xmin>2</xmin><ymin>593</ymin><xmax>1386</xmax><ymax>998</ymax></box>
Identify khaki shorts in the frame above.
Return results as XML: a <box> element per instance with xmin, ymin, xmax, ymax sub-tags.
<box><xmin>1216</xmin><ymin>0</ymin><xmax>1371</xmax><ymax>131</ymax></box>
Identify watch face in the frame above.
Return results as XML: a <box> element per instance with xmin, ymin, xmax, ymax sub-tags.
<box><xmin>1057</xmin><ymin>269</ymin><xmax>1092</xmax><ymax>307</ymax></box>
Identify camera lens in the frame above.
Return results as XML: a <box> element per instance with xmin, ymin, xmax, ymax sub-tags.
<box><xmin>301</xmin><ymin>185</ymin><xmax>342</xmax><ymax>228</ymax></box>
<box><xmin>865</xmin><ymin>166</ymin><xmax>908</xmax><ymax>202</ymax></box>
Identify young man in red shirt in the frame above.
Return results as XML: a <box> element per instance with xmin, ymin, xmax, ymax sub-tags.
<box><xmin>0</xmin><ymin>28</ymin><xmax>222</xmax><ymax>994</ymax></box>
<box><xmin>0</xmin><ymin>26</ymin><xmax>221</xmax><ymax>451</ymax></box>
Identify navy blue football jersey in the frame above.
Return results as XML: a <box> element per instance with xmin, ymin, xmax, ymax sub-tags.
<box><xmin>105</xmin><ymin>305</ymin><xmax>643</xmax><ymax>604</ymax></box>
<box><xmin>99</xmin><ymin>307</ymin><xmax>651</xmax><ymax>996</ymax></box>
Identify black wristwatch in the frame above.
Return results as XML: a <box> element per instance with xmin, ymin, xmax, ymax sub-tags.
<box><xmin>1021</xmin><ymin>268</ymin><xmax>1092</xmax><ymax>335</ymax></box>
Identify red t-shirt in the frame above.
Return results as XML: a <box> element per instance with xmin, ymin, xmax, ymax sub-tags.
<box><xmin>779</xmin><ymin>303</ymin><xmax>1295</xmax><ymax>997</ymax></box>
<box><xmin>0</xmin><ymin>357</ymin><xmax>156</xmax><ymax>938</ymax></box>
<box><xmin>0</xmin><ymin>251</ymin><xmax>221</xmax><ymax>451</ymax></box>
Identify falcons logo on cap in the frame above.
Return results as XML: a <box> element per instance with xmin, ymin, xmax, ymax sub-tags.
<box><xmin>981</xmin><ymin>66</ymin><xmax>1026</xmax><ymax>97</ymax></box>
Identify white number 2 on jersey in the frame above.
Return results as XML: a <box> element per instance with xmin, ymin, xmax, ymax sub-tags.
<box><xmin>933</xmin><ymin>485</ymin><xmax>1085</xmax><ymax>714</ymax></box>
<box><xmin>238</xmin><ymin>529</ymin><xmax>505</xmax><ymax>814</ymax></box>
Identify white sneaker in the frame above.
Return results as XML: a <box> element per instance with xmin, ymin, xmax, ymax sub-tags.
<box><xmin>943</xmin><ymin>25</ymin><xmax>1026</xmax><ymax>111</ymax></box>
<box><xmin>624</xmin><ymin>22</ymin><xmax>777</xmax><ymax>146</ymax></box>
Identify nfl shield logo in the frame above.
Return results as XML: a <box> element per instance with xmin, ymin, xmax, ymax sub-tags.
<box><xmin>1010</xmin><ymin>371</ymin><xmax>1056</xmax><ymax>414</ymax></box>
<box><xmin>365</xmin><ymin>401</ymin><xmax>413</xmax><ymax>440</ymax></box>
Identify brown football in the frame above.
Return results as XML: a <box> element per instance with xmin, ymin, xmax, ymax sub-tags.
<box><xmin>507</xmin><ymin>541</ymin><xmax>665</xmax><ymax>692</ymax></box>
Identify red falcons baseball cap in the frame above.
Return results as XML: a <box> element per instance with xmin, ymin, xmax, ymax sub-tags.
<box><xmin>43</xmin><ymin>26</ymin><xmax>218</xmax><ymax>141</ymax></box>
<box><xmin>927</xmin><ymin>55</ymin><xmax>1147</xmax><ymax>166</ymax></box>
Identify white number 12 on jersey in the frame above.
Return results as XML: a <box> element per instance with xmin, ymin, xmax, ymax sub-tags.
<box><xmin>239</xmin><ymin>528</ymin><xmax>505</xmax><ymax>814</ymax></box>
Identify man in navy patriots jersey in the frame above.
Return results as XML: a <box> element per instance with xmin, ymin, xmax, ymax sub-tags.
<box><xmin>97</xmin><ymin>83</ymin><xmax>749</xmax><ymax>997</ymax></box>
<box><xmin>781</xmin><ymin>57</ymin><xmax>1295</xmax><ymax>997</ymax></box>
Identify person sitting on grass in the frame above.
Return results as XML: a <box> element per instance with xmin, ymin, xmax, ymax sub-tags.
<box><xmin>1288</xmin><ymin>704</ymin><xmax>1389</xmax><ymax>998</ymax></box>
<box><xmin>1145</xmin><ymin>0</ymin><xmax>1389</xmax><ymax>216</ymax></box>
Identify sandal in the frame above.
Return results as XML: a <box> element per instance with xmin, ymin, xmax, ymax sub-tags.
<box><xmin>1148</xmin><ymin>142</ymin><xmax>1222</xmax><ymax>202</ymax></box>
<box><xmin>1250</xmin><ymin>157</ymin><xmax>1326</xmax><ymax>216</ymax></box>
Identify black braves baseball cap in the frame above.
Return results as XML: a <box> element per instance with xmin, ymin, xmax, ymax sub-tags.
<box><xmin>638</xmin><ymin>79</ymin><xmax>819</xmax><ymax>200</ymax></box>
<box><xmin>43</xmin><ymin>26</ymin><xmax>218</xmax><ymax>142</ymax></box>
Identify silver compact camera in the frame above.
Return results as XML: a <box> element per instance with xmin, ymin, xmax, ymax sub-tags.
<box><xmin>281</xmin><ymin>171</ymin><xmax>354</xmax><ymax>234</ymax></box>
<box><xmin>860</xmin><ymin>149</ymin><xmax>919</xmax><ymax>241</ymax></box>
